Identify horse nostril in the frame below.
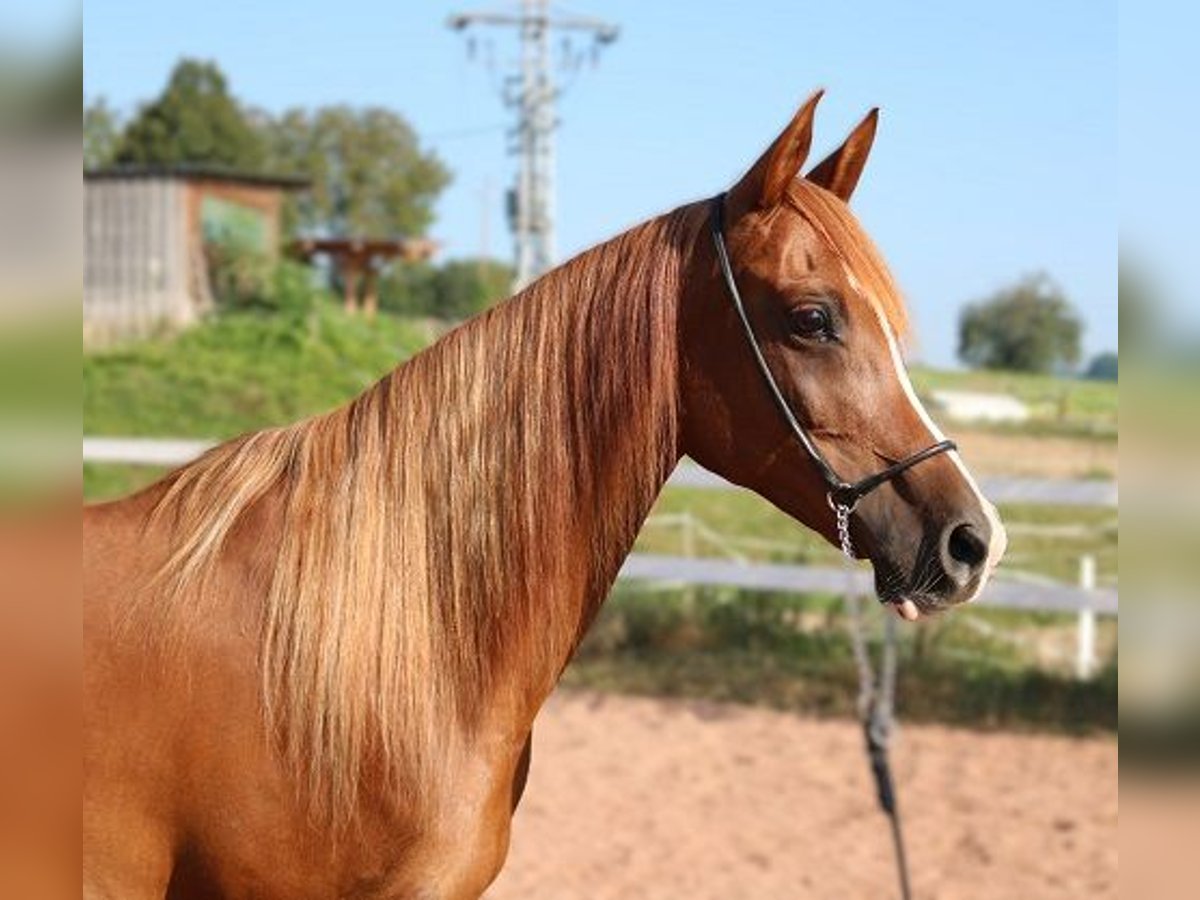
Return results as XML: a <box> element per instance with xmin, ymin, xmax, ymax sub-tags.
<box><xmin>946</xmin><ymin>522</ymin><xmax>988</xmax><ymax>571</ymax></box>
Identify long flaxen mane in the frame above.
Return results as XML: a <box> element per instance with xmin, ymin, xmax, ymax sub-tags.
<box><xmin>143</xmin><ymin>203</ymin><xmax>706</xmax><ymax>822</ymax></box>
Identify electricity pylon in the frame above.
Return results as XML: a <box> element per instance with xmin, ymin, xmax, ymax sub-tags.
<box><xmin>448</xmin><ymin>1</ymin><xmax>619</xmax><ymax>288</ymax></box>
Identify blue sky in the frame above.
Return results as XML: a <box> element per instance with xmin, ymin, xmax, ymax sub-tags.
<box><xmin>1120</xmin><ymin>0</ymin><xmax>1199</xmax><ymax>337</ymax></box>
<box><xmin>84</xmin><ymin>0</ymin><xmax>1115</xmax><ymax>366</ymax></box>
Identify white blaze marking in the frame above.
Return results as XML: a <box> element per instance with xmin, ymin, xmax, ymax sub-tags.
<box><xmin>858</xmin><ymin>285</ymin><xmax>1007</xmax><ymax>600</ymax></box>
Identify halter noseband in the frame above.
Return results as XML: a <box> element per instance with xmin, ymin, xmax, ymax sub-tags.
<box><xmin>708</xmin><ymin>193</ymin><xmax>956</xmax><ymax>559</ymax></box>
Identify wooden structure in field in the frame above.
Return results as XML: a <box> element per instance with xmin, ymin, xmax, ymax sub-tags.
<box><xmin>291</xmin><ymin>237</ymin><xmax>438</xmax><ymax>318</ymax></box>
<box><xmin>83</xmin><ymin>166</ymin><xmax>308</xmax><ymax>345</ymax></box>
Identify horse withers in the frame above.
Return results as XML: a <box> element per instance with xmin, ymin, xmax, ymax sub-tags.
<box><xmin>83</xmin><ymin>92</ymin><xmax>1005</xmax><ymax>898</ymax></box>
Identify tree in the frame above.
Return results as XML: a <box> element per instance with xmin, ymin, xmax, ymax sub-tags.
<box><xmin>1118</xmin><ymin>256</ymin><xmax>1157</xmax><ymax>357</ymax></box>
<box><xmin>264</xmin><ymin>105</ymin><xmax>450</xmax><ymax>238</ymax></box>
<box><xmin>1085</xmin><ymin>352</ymin><xmax>1117</xmax><ymax>381</ymax></box>
<box><xmin>958</xmin><ymin>273</ymin><xmax>1083</xmax><ymax>373</ymax></box>
<box><xmin>3</xmin><ymin>32</ymin><xmax>80</xmax><ymax>131</ymax></box>
<box><xmin>84</xmin><ymin>97</ymin><xmax>120</xmax><ymax>168</ymax></box>
<box><xmin>378</xmin><ymin>261</ymin><xmax>439</xmax><ymax>317</ymax></box>
<box><xmin>114</xmin><ymin>59</ymin><xmax>265</xmax><ymax>168</ymax></box>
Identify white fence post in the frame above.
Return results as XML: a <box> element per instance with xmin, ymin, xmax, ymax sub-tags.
<box><xmin>1076</xmin><ymin>555</ymin><xmax>1097</xmax><ymax>679</ymax></box>
<box><xmin>681</xmin><ymin>513</ymin><xmax>696</xmax><ymax>607</ymax></box>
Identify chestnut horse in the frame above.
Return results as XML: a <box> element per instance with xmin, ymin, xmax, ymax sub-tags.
<box><xmin>84</xmin><ymin>92</ymin><xmax>1005</xmax><ymax>898</ymax></box>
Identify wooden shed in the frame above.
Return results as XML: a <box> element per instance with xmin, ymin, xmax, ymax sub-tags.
<box><xmin>83</xmin><ymin>165</ymin><xmax>308</xmax><ymax>345</ymax></box>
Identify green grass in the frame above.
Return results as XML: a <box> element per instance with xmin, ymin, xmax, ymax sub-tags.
<box><xmin>84</xmin><ymin>303</ymin><xmax>429</xmax><ymax>440</ymax></box>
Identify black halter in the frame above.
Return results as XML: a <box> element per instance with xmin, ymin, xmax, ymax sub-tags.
<box><xmin>708</xmin><ymin>193</ymin><xmax>956</xmax><ymax>558</ymax></box>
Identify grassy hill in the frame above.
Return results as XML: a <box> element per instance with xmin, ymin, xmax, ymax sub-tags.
<box><xmin>84</xmin><ymin>306</ymin><xmax>430</xmax><ymax>439</ymax></box>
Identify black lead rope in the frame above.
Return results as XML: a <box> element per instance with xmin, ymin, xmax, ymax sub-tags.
<box><xmin>708</xmin><ymin>191</ymin><xmax>927</xmax><ymax>899</ymax></box>
<box><xmin>846</xmin><ymin>580</ymin><xmax>912</xmax><ymax>900</ymax></box>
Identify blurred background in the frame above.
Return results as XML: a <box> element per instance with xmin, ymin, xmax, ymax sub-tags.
<box><xmin>0</xmin><ymin>0</ymin><xmax>1168</xmax><ymax>896</ymax></box>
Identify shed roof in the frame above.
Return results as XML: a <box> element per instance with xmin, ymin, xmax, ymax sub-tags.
<box><xmin>84</xmin><ymin>163</ymin><xmax>310</xmax><ymax>191</ymax></box>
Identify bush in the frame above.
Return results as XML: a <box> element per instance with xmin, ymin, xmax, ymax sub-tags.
<box><xmin>1085</xmin><ymin>351</ymin><xmax>1118</xmax><ymax>381</ymax></box>
<box><xmin>958</xmin><ymin>273</ymin><xmax>1083</xmax><ymax>373</ymax></box>
<box><xmin>206</xmin><ymin>233</ymin><xmax>322</xmax><ymax>316</ymax></box>
<box><xmin>378</xmin><ymin>257</ymin><xmax>514</xmax><ymax>320</ymax></box>
<box><xmin>378</xmin><ymin>261</ymin><xmax>438</xmax><ymax>317</ymax></box>
<box><xmin>269</xmin><ymin>260</ymin><xmax>325</xmax><ymax>317</ymax></box>
<box><xmin>205</xmin><ymin>234</ymin><xmax>274</xmax><ymax>310</ymax></box>
<box><xmin>431</xmin><ymin>259</ymin><xmax>514</xmax><ymax>319</ymax></box>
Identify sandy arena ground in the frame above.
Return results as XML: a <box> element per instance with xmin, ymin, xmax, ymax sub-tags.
<box><xmin>486</xmin><ymin>691</ymin><xmax>1117</xmax><ymax>899</ymax></box>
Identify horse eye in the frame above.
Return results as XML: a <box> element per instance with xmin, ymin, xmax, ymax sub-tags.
<box><xmin>789</xmin><ymin>304</ymin><xmax>832</xmax><ymax>338</ymax></box>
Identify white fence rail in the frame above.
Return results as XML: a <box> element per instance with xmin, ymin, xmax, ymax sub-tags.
<box><xmin>619</xmin><ymin>554</ymin><xmax>1116</xmax><ymax>616</ymax></box>
<box><xmin>83</xmin><ymin>436</ymin><xmax>214</xmax><ymax>466</ymax></box>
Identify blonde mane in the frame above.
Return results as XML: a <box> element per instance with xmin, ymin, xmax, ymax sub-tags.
<box><xmin>144</xmin><ymin>203</ymin><xmax>706</xmax><ymax>822</ymax></box>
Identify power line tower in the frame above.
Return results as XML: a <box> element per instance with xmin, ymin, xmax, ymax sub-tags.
<box><xmin>448</xmin><ymin>1</ymin><xmax>619</xmax><ymax>288</ymax></box>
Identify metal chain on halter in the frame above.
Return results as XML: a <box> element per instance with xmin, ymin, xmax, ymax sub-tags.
<box><xmin>843</xmin><ymin>558</ymin><xmax>912</xmax><ymax>900</ymax></box>
<box><xmin>833</xmin><ymin>499</ymin><xmax>856</xmax><ymax>560</ymax></box>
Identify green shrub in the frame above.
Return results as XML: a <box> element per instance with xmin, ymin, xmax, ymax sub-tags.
<box><xmin>205</xmin><ymin>234</ymin><xmax>276</xmax><ymax>310</ymax></box>
<box><xmin>378</xmin><ymin>257</ymin><xmax>514</xmax><ymax>320</ymax></box>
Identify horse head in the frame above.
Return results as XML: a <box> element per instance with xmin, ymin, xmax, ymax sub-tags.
<box><xmin>679</xmin><ymin>91</ymin><xmax>1006</xmax><ymax>618</ymax></box>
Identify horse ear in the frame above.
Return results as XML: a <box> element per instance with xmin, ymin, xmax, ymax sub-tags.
<box><xmin>728</xmin><ymin>89</ymin><xmax>823</xmax><ymax>218</ymax></box>
<box><xmin>805</xmin><ymin>107</ymin><xmax>878</xmax><ymax>202</ymax></box>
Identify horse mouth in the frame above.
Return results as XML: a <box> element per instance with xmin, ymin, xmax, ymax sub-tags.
<box><xmin>876</xmin><ymin>580</ymin><xmax>957</xmax><ymax>622</ymax></box>
<box><xmin>874</xmin><ymin>564</ymin><xmax>975</xmax><ymax>621</ymax></box>
<box><xmin>886</xmin><ymin>596</ymin><xmax>923</xmax><ymax>621</ymax></box>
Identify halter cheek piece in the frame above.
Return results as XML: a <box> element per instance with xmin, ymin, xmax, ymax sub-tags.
<box><xmin>708</xmin><ymin>193</ymin><xmax>956</xmax><ymax>560</ymax></box>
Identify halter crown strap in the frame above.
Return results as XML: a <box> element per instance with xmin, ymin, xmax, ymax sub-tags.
<box><xmin>708</xmin><ymin>193</ymin><xmax>956</xmax><ymax>557</ymax></box>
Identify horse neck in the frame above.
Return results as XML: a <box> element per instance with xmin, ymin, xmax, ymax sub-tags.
<box><xmin>386</xmin><ymin>207</ymin><xmax>701</xmax><ymax>715</ymax></box>
<box><xmin>138</xmin><ymin>207</ymin><xmax>704</xmax><ymax>821</ymax></box>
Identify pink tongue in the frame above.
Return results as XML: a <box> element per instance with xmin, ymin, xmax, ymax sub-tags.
<box><xmin>894</xmin><ymin>598</ymin><xmax>920</xmax><ymax>621</ymax></box>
